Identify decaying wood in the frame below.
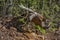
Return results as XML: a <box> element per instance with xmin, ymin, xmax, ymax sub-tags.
<box><xmin>18</xmin><ymin>5</ymin><xmax>46</xmax><ymax>27</ymax></box>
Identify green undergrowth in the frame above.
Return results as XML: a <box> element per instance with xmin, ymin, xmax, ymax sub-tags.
<box><xmin>18</xmin><ymin>18</ymin><xmax>25</xmax><ymax>23</ymax></box>
<box><xmin>35</xmin><ymin>25</ymin><xmax>47</xmax><ymax>34</ymax></box>
<box><xmin>49</xmin><ymin>26</ymin><xmax>57</xmax><ymax>32</ymax></box>
<box><xmin>35</xmin><ymin>24</ymin><xmax>57</xmax><ymax>34</ymax></box>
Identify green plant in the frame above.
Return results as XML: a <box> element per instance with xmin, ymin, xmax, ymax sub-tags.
<box><xmin>35</xmin><ymin>25</ymin><xmax>46</xmax><ymax>34</ymax></box>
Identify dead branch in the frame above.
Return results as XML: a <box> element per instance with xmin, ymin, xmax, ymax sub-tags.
<box><xmin>18</xmin><ymin>5</ymin><xmax>38</xmax><ymax>15</ymax></box>
<box><xmin>18</xmin><ymin>5</ymin><xmax>44</xmax><ymax>20</ymax></box>
<box><xmin>18</xmin><ymin>5</ymin><xmax>46</xmax><ymax>27</ymax></box>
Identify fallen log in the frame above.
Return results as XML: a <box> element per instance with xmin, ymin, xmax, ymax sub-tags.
<box><xmin>18</xmin><ymin>5</ymin><xmax>46</xmax><ymax>27</ymax></box>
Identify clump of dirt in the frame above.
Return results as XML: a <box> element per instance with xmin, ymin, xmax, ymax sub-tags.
<box><xmin>0</xmin><ymin>26</ymin><xmax>44</xmax><ymax>40</ymax></box>
<box><xmin>0</xmin><ymin>17</ymin><xmax>44</xmax><ymax>40</ymax></box>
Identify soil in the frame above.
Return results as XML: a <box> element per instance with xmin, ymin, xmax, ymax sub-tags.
<box><xmin>0</xmin><ymin>17</ymin><xmax>60</xmax><ymax>40</ymax></box>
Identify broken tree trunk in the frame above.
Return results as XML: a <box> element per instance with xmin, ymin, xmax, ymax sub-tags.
<box><xmin>18</xmin><ymin>5</ymin><xmax>46</xmax><ymax>27</ymax></box>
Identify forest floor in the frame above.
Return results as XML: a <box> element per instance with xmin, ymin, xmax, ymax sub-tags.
<box><xmin>0</xmin><ymin>17</ymin><xmax>60</xmax><ymax>40</ymax></box>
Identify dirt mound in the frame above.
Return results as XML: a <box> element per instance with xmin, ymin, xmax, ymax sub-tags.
<box><xmin>0</xmin><ymin>17</ymin><xmax>60</xmax><ymax>40</ymax></box>
<box><xmin>0</xmin><ymin>25</ymin><xmax>44</xmax><ymax>40</ymax></box>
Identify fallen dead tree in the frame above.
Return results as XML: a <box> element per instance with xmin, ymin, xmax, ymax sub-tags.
<box><xmin>18</xmin><ymin>5</ymin><xmax>46</xmax><ymax>27</ymax></box>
